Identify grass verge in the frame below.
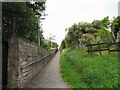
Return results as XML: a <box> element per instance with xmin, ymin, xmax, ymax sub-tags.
<box><xmin>60</xmin><ymin>47</ymin><xmax>119</xmax><ymax>88</ymax></box>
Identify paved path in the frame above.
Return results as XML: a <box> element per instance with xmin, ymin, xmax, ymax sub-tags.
<box><xmin>26</xmin><ymin>51</ymin><xmax>71</xmax><ymax>88</ymax></box>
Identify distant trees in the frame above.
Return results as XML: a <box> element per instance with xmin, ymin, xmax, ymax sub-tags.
<box><xmin>60</xmin><ymin>40</ymin><xmax>66</xmax><ymax>50</ymax></box>
<box><xmin>43</xmin><ymin>34</ymin><xmax>58</xmax><ymax>50</ymax></box>
<box><xmin>44</xmin><ymin>40</ymin><xmax>58</xmax><ymax>50</ymax></box>
<box><xmin>60</xmin><ymin>16</ymin><xmax>120</xmax><ymax>50</ymax></box>
<box><xmin>52</xmin><ymin>42</ymin><xmax>58</xmax><ymax>49</ymax></box>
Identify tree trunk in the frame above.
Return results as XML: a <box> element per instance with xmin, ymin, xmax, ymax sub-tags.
<box><xmin>111</xmin><ymin>32</ymin><xmax>116</xmax><ymax>43</ymax></box>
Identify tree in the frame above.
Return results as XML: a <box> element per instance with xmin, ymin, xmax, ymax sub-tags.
<box><xmin>101</xmin><ymin>16</ymin><xmax>110</xmax><ymax>29</ymax></box>
<box><xmin>60</xmin><ymin>16</ymin><xmax>117</xmax><ymax>49</ymax></box>
<box><xmin>92</xmin><ymin>20</ymin><xmax>102</xmax><ymax>29</ymax></box>
<box><xmin>2</xmin><ymin>2</ymin><xmax>46</xmax><ymax>45</ymax></box>
<box><xmin>26</xmin><ymin>2</ymin><xmax>46</xmax><ymax>17</ymax></box>
<box><xmin>111</xmin><ymin>16</ymin><xmax>120</xmax><ymax>42</ymax></box>
<box><xmin>97</xmin><ymin>28</ymin><xmax>112</xmax><ymax>43</ymax></box>
<box><xmin>52</xmin><ymin>42</ymin><xmax>58</xmax><ymax>49</ymax></box>
<box><xmin>60</xmin><ymin>40</ymin><xmax>66</xmax><ymax>50</ymax></box>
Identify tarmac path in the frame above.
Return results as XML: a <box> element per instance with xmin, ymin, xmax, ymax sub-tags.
<box><xmin>26</xmin><ymin>51</ymin><xmax>71</xmax><ymax>88</ymax></box>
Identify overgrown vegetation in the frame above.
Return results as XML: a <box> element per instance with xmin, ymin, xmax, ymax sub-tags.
<box><xmin>60</xmin><ymin>16</ymin><xmax>120</xmax><ymax>51</ymax></box>
<box><xmin>60</xmin><ymin>48</ymin><xmax>119</xmax><ymax>88</ymax></box>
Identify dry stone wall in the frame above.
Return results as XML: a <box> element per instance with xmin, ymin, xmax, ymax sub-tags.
<box><xmin>7</xmin><ymin>35</ymin><xmax>56</xmax><ymax>88</ymax></box>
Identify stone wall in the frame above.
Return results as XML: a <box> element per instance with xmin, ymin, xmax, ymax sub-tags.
<box><xmin>7</xmin><ymin>34</ymin><xmax>57</xmax><ymax>88</ymax></box>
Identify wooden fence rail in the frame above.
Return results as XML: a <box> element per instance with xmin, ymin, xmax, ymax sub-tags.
<box><xmin>86</xmin><ymin>42</ymin><xmax>120</xmax><ymax>55</ymax></box>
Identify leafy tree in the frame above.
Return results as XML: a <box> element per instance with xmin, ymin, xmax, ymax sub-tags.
<box><xmin>101</xmin><ymin>16</ymin><xmax>110</xmax><ymax>29</ymax></box>
<box><xmin>92</xmin><ymin>20</ymin><xmax>102</xmax><ymax>29</ymax></box>
<box><xmin>63</xmin><ymin>22</ymin><xmax>97</xmax><ymax>48</ymax></box>
<box><xmin>52</xmin><ymin>42</ymin><xmax>58</xmax><ymax>49</ymax></box>
<box><xmin>26</xmin><ymin>2</ymin><xmax>46</xmax><ymax>16</ymax></box>
<box><xmin>44</xmin><ymin>40</ymin><xmax>58</xmax><ymax>50</ymax></box>
<box><xmin>60</xmin><ymin>40</ymin><xmax>66</xmax><ymax>50</ymax></box>
<box><xmin>45</xmin><ymin>41</ymin><xmax>51</xmax><ymax>49</ymax></box>
<box><xmin>2</xmin><ymin>2</ymin><xmax>46</xmax><ymax>45</ymax></box>
<box><xmin>97</xmin><ymin>28</ymin><xmax>112</xmax><ymax>43</ymax></box>
<box><xmin>60</xmin><ymin>16</ymin><xmax>120</xmax><ymax>50</ymax></box>
<box><xmin>111</xmin><ymin>16</ymin><xmax>120</xmax><ymax>41</ymax></box>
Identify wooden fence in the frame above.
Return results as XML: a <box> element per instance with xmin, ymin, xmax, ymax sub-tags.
<box><xmin>86</xmin><ymin>42</ymin><xmax>120</xmax><ymax>55</ymax></box>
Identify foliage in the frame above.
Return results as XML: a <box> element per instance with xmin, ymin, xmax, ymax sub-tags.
<box><xmin>111</xmin><ymin>16</ymin><xmax>120</xmax><ymax>41</ymax></box>
<box><xmin>101</xmin><ymin>16</ymin><xmax>110</xmax><ymax>29</ymax></box>
<box><xmin>60</xmin><ymin>16</ymin><xmax>120</xmax><ymax>50</ymax></box>
<box><xmin>92</xmin><ymin>20</ymin><xmax>102</xmax><ymax>29</ymax></box>
<box><xmin>43</xmin><ymin>40</ymin><xmax>58</xmax><ymax>50</ymax></box>
<box><xmin>60</xmin><ymin>48</ymin><xmax>119</xmax><ymax>88</ymax></box>
<box><xmin>52</xmin><ymin>41</ymin><xmax>58</xmax><ymax>49</ymax></box>
<box><xmin>2</xmin><ymin>2</ymin><xmax>46</xmax><ymax>46</ymax></box>
<box><xmin>80</xmin><ymin>34</ymin><xmax>95</xmax><ymax>45</ymax></box>
<box><xmin>97</xmin><ymin>28</ymin><xmax>113</xmax><ymax>43</ymax></box>
<box><xmin>60</xmin><ymin>40</ymin><xmax>66</xmax><ymax>51</ymax></box>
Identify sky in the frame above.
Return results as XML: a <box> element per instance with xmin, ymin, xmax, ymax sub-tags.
<box><xmin>42</xmin><ymin>0</ymin><xmax>120</xmax><ymax>46</ymax></box>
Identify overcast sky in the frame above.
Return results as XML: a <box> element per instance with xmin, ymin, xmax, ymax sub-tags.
<box><xmin>42</xmin><ymin>0</ymin><xmax>120</xmax><ymax>46</ymax></box>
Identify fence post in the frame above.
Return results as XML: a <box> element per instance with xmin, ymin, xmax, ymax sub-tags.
<box><xmin>107</xmin><ymin>43</ymin><xmax>110</xmax><ymax>54</ymax></box>
<box><xmin>86</xmin><ymin>45</ymin><xmax>90</xmax><ymax>54</ymax></box>
<box><xmin>89</xmin><ymin>43</ymin><xmax>92</xmax><ymax>54</ymax></box>
<box><xmin>117</xmin><ymin>42</ymin><xmax>120</xmax><ymax>50</ymax></box>
<box><xmin>98</xmin><ymin>42</ymin><xmax>101</xmax><ymax>55</ymax></box>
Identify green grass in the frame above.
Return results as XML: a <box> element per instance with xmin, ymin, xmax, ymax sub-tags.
<box><xmin>60</xmin><ymin>47</ymin><xmax>119</xmax><ymax>88</ymax></box>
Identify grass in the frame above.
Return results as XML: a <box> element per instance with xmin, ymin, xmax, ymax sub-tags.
<box><xmin>60</xmin><ymin>47</ymin><xmax>119</xmax><ymax>88</ymax></box>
